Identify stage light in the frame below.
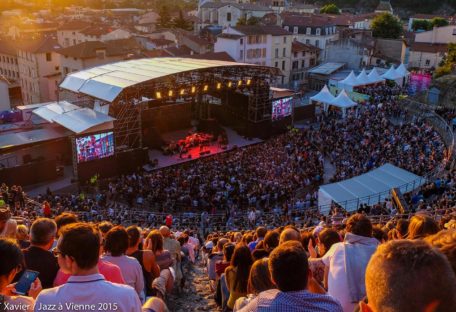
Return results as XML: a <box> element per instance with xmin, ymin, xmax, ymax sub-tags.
<box><xmin>156</xmin><ymin>91</ymin><xmax>162</xmax><ymax>99</ymax></box>
<box><xmin>203</xmin><ymin>85</ymin><xmax>208</xmax><ymax>92</ymax></box>
<box><xmin>216</xmin><ymin>82</ymin><xmax>221</xmax><ymax>90</ymax></box>
<box><xmin>237</xmin><ymin>80</ymin><xmax>242</xmax><ymax>87</ymax></box>
<box><xmin>168</xmin><ymin>90</ymin><xmax>173</xmax><ymax>97</ymax></box>
<box><xmin>228</xmin><ymin>81</ymin><xmax>233</xmax><ymax>88</ymax></box>
<box><xmin>191</xmin><ymin>86</ymin><xmax>196</xmax><ymax>94</ymax></box>
<box><xmin>246</xmin><ymin>79</ymin><xmax>251</xmax><ymax>86</ymax></box>
<box><xmin>179</xmin><ymin>89</ymin><xmax>185</xmax><ymax>96</ymax></box>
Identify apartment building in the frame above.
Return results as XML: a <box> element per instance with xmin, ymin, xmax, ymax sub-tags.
<box><xmin>16</xmin><ymin>37</ymin><xmax>61</xmax><ymax>104</ymax></box>
<box><xmin>282</xmin><ymin>14</ymin><xmax>337</xmax><ymax>53</ymax></box>
<box><xmin>214</xmin><ymin>25</ymin><xmax>293</xmax><ymax>84</ymax></box>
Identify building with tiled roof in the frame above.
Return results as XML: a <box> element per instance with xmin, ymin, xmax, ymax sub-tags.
<box><xmin>0</xmin><ymin>39</ymin><xmax>19</xmax><ymax>86</ymax></box>
<box><xmin>15</xmin><ymin>37</ymin><xmax>62</xmax><ymax>104</ymax></box>
<box><xmin>57</xmin><ymin>23</ymin><xmax>131</xmax><ymax>48</ymax></box>
<box><xmin>56</xmin><ymin>38</ymin><xmax>141</xmax><ymax>77</ymax></box>
<box><xmin>197</xmin><ymin>1</ymin><xmax>273</xmax><ymax>30</ymax></box>
<box><xmin>282</xmin><ymin>13</ymin><xmax>337</xmax><ymax>52</ymax></box>
<box><xmin>214</xmin><ymin>25</ymin><xmax>293</xmax><ymax>85</ymax></box>
<box><xmin>290</xmin><ymin>39</ymin><xmax>320</xmax><ymax>86</ymax></box>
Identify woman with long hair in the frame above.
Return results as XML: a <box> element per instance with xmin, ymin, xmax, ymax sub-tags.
<box><xmin>225</xmin><ymin>245</ymin><xmax>253</xmax><ymax>310</ymax></box>
<box><xmin>145</xmin><ymin>230</ymin><xmax>174</xmax><ymax>299</ymax></box>
<box><xmin>233</xmin><ymin>258</ymin><xmax>275</xmax><ymax>311</ymax></box>
<box><xmin>408</xmin><ymin>214</ymin><xmax>439</xmax><ymax>239</ymax></box>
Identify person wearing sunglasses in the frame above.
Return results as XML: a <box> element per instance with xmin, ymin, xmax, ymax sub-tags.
<box><xmin>35</xmin><ymin>223</ymin><xmax>142</xmax><ymax>312</ymax></box>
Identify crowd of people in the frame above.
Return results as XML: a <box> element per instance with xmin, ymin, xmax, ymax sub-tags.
<box><xmin>1</xmin><ymin>198</ymin><xmax>456</xmax><ymax>312</ymax></box>
<box><xmin>0</xmin><ymin>81</ymin><xmax>455</xmax><ymax>311</ymax></box>
<box><xmin>202</xmin><ymin>212</ymin><xmax>456</xmax><ymax>312</ymax></box>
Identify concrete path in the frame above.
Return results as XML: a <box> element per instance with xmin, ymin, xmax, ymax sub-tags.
<box><xmin>323</xmin><ymin>157</ymin><xmax>336</xmax><ymax>184</ymax></box>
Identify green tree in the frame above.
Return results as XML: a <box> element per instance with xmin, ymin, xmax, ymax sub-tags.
<box><xmin>173</xmin><ymin>10</ymin><xmax>192</xmax><ymax>31</ymax></box>
<box><xmin>412</xmin><ymin>19</ymin><xmax>432</xmax><ymax>31</ymax></box>
<box><xmin>320</xmin><ymin>3</ymin><xmax>340</xmax><ymax>14</ymax></box>
<box><xmin>371</xmin><ymin>12</ymin><xmax>403</xmax><ymax>39</ymax></box>
<box><xmin>435</xmin><ymin>43</ymin><xmax>456</xmax><ymax>78</ymax></box>
<box><xmin>158</xmin><ymin>5</ymin><xmax>172</xmax><ymax>28</ymax></box>
<box><xmin>236</xmin><ymin>16</ymin><xmax>248</xmax><ymax>26</ymax></box>
<box><xmin>431</xmin><ymin>17</ymin><xmax>449</xmax><ymax>28</ymax></box>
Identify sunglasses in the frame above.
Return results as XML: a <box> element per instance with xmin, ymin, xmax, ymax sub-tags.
<box><xmin>52</xmin><ymin>247</ymin><xmax>66</xmax><ymax>258</ymax></box>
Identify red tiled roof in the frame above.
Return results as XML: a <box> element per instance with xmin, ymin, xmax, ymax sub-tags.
<box><xmin>16</xmin><ymin>37</ymin><xmax>61</xmax><ymax>54</ymax></box>
<box><xmin>292</xmin><ymin>40</ymin><xmax>321</xmax><ymax>53</ymax></box>
<box><xmin>57</xmin><ymin>21</ymin><xmax>91</xmax><ymax>31</ymax></box>
<box><xmin>188</xmin><ymin>51</ymin><xmax>235</xmax><ymax>62</ymax></box>
<box><xmin>410</xmin><ymin>42</ymin><xmax>448</xmax><ymax>53</ymax></box>
<box><xmin>233</xmin><ymin>25</ymin><xmax>291</xmax><ymax>36</ymax></box>
<box><xmin>282</xmin><ymin>14</ymin><xmax>335</xmax><ymax>27</ymax></box>
<box><xmin>55</xmin><ymin>38</ymin><xmax>140</xmax><ymax>59</ymax></box>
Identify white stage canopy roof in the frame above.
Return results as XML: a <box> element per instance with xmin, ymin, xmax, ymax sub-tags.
<box><xmin>367</xmin><ymin>68</ymin><xmax>385</xmax><ymax>84</ymax></box>
<box><xmin>309</xmin><ymin>85</ymin><xmax>335</xmax><ymax>104</ymax></box>
<box><xmin>318</xmin><ymin>163</ymin><xmax>426</xmax><ymax>214</ymax></box>
<box><xmin>33</xmin><ymin>101</ymin><xmax>115</xmax><ymax>134</ymax></box>
<box><xmin>60</xmin><ymin>58</ymin><xmax>269</xmax><ymax>103</ymax></box>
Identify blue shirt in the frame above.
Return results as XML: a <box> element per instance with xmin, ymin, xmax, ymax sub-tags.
<box><xmin>238</xmin><ymin>289</ymin><xmax>343</xmax><ymax>312</ymax></box>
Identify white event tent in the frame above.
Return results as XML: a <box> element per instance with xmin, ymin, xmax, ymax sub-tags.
<box><xmin>381</xmin><ymin>65</ymin><xmax>402</xmax><ymax>81</ymax></box>
<box><xmin>356</xmin><ymin>69</ymin><xmax>370</xmax><ymax>86</ymax></box>
<box><xmin>367</xmin><ymin>68</ymin><xmax>385</xmax><ymax>84</ymax></box>
<box><xmin>330</xmin><ymin>89</ymin><xmax>357</xmax><ymax>117</ymax></box>
<box><xmin>395</xmin><ymin>63</ymin><xmax>410</xmax><ymax>77</ymax></box>
<box><xmin>318</xmin><ymin>163</ymin><xmax>426</xmax><ymax>214</ymax></box>
<box><xmin>309</xmin><ymin>85</ymin><xmax>336</xmax><ymax>110</ymax></box>
<box><xmin>339</xmin><ymin>70</ymin><xmax>359</xmax><ymax>91</ymax></box>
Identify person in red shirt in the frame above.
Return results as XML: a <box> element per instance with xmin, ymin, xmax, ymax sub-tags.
<box><xmin>54</xmin><ymin>259</ymin><xmax>125</xmax><ymax>286</ymax></box>
<box><xmin>42</xmin><ymin>201</ymin><xmax>51</xmax><ymax>218</ymax></box>
<box><xmin>165</xmin><ymin>214</ymin><xmax>173</xmax><ymax>228</ymax></box>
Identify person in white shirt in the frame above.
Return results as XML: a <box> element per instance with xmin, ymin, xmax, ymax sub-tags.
<box><xmin>322</xmin><ymin>214</ymin><xmax>378</xmax><ymax>312</ymax></box>
<box><xmin>35</xmin><ymin>223</ymin><xmax>141</xmax><ymax>312</ymax></box>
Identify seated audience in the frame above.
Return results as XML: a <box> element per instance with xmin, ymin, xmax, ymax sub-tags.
<box><xmin>226</xmin><ymin>245</ymin><xmax>253</xmax><ymax>310</ymax></box>
<box><xmin>0</xmin><ymin>238</ymin><xmax>41</xmax><ymax>312</ymax></box>
<box><xmin>35</xmin><ymin>223</ymin><xmax>142</xmax><ymax>312</ymax></box>
<box><xmin>102</xmin><ymin>226</ymin><xmax>144</xmax><ymax>298</ymax></box>
<box><xmin>239</xmin><ymin>241</ymin><xmax>343</xmax><ymax>311</ymax></box>
<box><xmin>362</xmin><ymin>239</ymin><xmax>456</xmax><ymax>312</ymax></box>
<box><xmin>22</xmin><ymin>218</ymin><xmax>59</xmax><ymax>289</ymax></box>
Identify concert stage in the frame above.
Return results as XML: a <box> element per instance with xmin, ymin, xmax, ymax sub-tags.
<box><xmin>148</xmin><ymin>127</ymin><xmax>262</xmax><ymax>169</ymax></box>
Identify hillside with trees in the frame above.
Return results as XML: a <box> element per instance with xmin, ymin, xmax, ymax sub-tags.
<box><xmin>304</xmin><ymin>0</ymin><xmax>456</xmax><ymax>14</ymax></box>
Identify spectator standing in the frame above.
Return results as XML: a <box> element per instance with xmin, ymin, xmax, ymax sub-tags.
<box><xmin>322</xmin><ymin>214</ymin><xmax>378</xmax><ymax>312</ymax></box>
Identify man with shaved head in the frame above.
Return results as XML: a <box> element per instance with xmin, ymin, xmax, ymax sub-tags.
<box><xmin>279</xmin><ymin>227</ymin><xmax>301</xmax><ymax>245</ymax></box>
<box><xmin>160</xmin><ymin>226</ymin><xmax>182</xmax><ymax>286</ymax></box>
